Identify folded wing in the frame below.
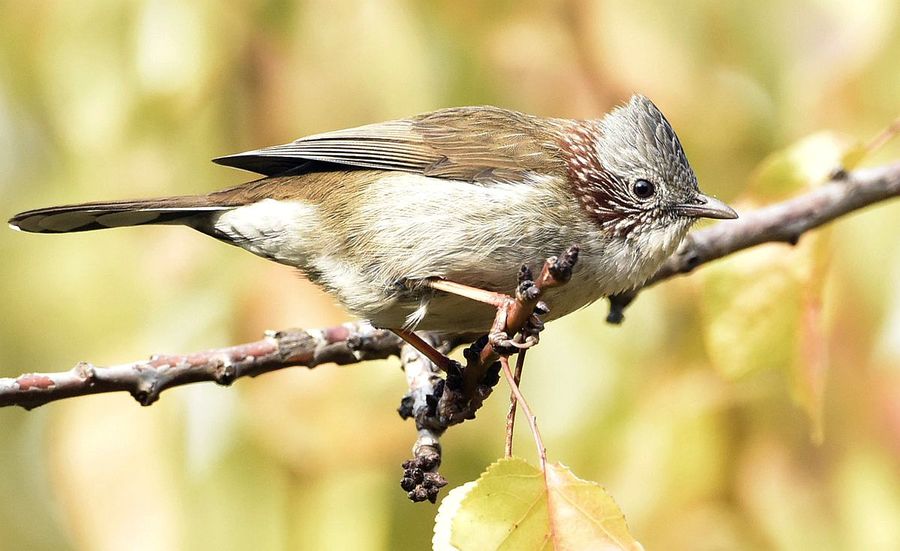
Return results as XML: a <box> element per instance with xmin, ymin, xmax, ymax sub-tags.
<box><xmin>213</xmin><ymin>106</ymin><xmax>569</xmax><ymax>184</ymax></box>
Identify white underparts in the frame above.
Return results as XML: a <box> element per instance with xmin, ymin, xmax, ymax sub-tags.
<box><xmin>403</xmin><ymin>298</ymin><xmax>430</xmax><ymax>329</ymax></box>
<box><xmin>212</xmin><ymin>199</ymin><xmax>318</xmax><ymax>266</ymax></box>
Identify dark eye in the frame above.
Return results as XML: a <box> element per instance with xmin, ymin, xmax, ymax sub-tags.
<box><xmin>632</xmin><ymin>179</ymin><xmax>655</xmax><ymax>199</ymax></box>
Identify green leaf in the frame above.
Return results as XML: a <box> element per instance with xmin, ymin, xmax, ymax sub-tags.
<box><xmin>839</xmin><ymin>144</ymin><xmax>868</xmax><ymax>172</ymax></box>
<box><xmin>700</xmin><ymin>244</ymin><xmax>803</xmax><ymax>379</ymax></box>
<box><xmin>433</xmin><ymin>481</ymin><xmax>476</xmax><ymax>550</ymax></box>
<box><xmin>437</xmin><ymin>458</ymin><xmax>549</xmax><ymax>551</ymax></box>
<box><xmin>701</xmin><ymin>132</ymin><xmax>848</xmax><ymax>439</ymax></box>
<box><xmin>544</xmin><ymin>463</ymin><xmax>643</xmax><ymax>551</ymax></box>
<box><xmin>701</xmin><ymin>228</ymin><xmax>832</xmax><ymax>439</ymax></box>
<box><xmin>433</xmin><ymin>457</ymin><xmax>642</xmax><ymax>551</ymax></box>
<box><xmin>794</xmin><ymin>289</ymin><xmax>828</xmax><ymax>444</ymax></box>
<box><xmin>790</xmin><ymin>223</ymin><xmax>832</xmax><ymax>444</ymax></box>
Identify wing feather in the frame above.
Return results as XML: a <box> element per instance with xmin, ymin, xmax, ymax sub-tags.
<box><xmin>213</xmin><ymin>107</ymin><xmax>569</xmax><ymax>183</ymax></box>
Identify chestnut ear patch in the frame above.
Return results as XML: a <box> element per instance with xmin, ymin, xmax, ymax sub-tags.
<box><xmin>558</xmin><ymin>124</ymin><xmax>641</xmax><ymax>236</ymax></box>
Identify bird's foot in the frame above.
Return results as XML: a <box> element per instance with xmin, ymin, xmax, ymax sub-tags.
<box><xmin>489</xmin><ymin>330</ymin><xmax>536</xmax><ymax>353</ymax></box>
<box><xmin>489</xmin><ymin>313</ymin><xmax>545</xmax><ymax>354</ymax></box>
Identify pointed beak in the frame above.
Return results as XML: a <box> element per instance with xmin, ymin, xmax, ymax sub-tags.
<box><xmin>673</xmin><ymin>193</ymin><xmax>738</xmax><ymax>220</ymax></box>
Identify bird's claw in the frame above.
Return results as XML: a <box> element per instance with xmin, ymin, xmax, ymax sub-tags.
<box><xmin>489</xmin><ymin>331</ymin><xmax>530</xmax><ymax>354</ymax></box>
<box><xmin>489</xmin><ymin>318</ymin><xmax>543</xmax><ymax>354</ymax></box>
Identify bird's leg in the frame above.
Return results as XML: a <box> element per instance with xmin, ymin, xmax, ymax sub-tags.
<box><xmin>426</xmin><ymin>279</ymin><xmax>522</xmax><ymax>352</ymax></box>
<box><xmin>391</xmin><ymin>328</ymin><xmax>460</xmax><ymax>375</ymax></box>
<box><xmin>486</xmin><ymin>303</ymin><xmax>526</xmax><ymax>353</ymax></box>
<box><xmin>487</xmin><ymin>305</ymin><xmax>546</xmax><ymax>352</ymax></box>
<box><xmin>425</xmin><ymin>279</ymin><xmax>513</xmax><ymax>308</ymax></box>
<box><xmin>425</xmin><ymin>277</ymin><xmax>546</xmax><ymax>353</ymax></box>
<box><xmin>489</xmin><ymin>266</ymin><xmax>551</xmax><ymax>352</ymax></box>
<box><xmin>390</xmin><ymin>278</ymin><xmax>517</xmax><ymax>376</ymax></box>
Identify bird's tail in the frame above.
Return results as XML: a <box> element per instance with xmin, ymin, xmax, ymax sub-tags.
<box><xmin>8</xmin><ymin>196</ymin><xmax>232</xmax><ymax>234</ymax></box>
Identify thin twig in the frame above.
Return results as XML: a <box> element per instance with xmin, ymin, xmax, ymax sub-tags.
<box><xmin>501</xmin><ymin>356</ymin><xmax>546</xmax><ymax>470</ymax></box>
<box><xmin>392</xmin><ymin>328</ymin><xmax>457</xmax><ymax>374</ymax></box>
<box><xmin>504</xmin><ymin>350</ymin><xmax>527</xmax><ymax>458</ymax></box>
<box><xmin>864</xmin><ymin>117</ymin><xmax>900</xmax><ymax>156</ymax></box>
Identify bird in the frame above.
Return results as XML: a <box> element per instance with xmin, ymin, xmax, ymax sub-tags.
<box><xmin>9</xmin><ymin>95</ymin><xmax>736</xmax><ymax>344</ymax></box>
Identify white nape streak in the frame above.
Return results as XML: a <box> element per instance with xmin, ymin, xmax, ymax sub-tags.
<box><xmin>212</xmin><ymin>199</ymin><xmax>318</xmax><ymax>266</ymax></box>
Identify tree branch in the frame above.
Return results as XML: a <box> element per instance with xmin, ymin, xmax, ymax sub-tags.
<box><xmin>0</xmin><ymin>323</ymin><xmax>403</xmax><ymax>410</ymax></box>
<box><xmin>1</xmin><ymin>161</ymin><xmax>898</xmax><ymax>411</ymax></box>
<box><xmin>398</xmin><ymin>334</ymin><xmax>451</xmax><ymax>503</ymax></box>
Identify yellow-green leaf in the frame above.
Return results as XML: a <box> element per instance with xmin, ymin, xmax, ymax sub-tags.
<box><xmin>794</xmin><ymin>292</ymin><xmax>828</xmax><ymax>444</ymax></box>
<box><xmin>839</xmin><ymin>144</ymin><xmax>868</xmax><ymax>172</ymax></box>
<box><xmin>702</xmin><ymin>131</ymin><xmax>846</xmax><ymax>438</ymax></box>
<box><xmin>700</xmin><ymin>243</ymin><xmax>803</xmax><ymax>379</ymax></box>
<box><xmin>434</xmin><ymin>457</ymin><xmax>642</xmax><ymax>551</ymax></box>
<box><xmin>441</xmin><ymin>458</ymin><xmax>550</xmax><ymax>551</ymax></box>
<box><xmin>433</xmin><ymin>481</ymin><xmax>477</xmax><ymax>550</ymax></box>
<box><xmin>791</xmin><ymin>221</ymin><xmax>833</xmax><ymax>444</ymax></box>
<box><xmin>544</xmin><ymin>463</ymin><xmax>643</xmax><ymax>551</ymax></box>
<box><xmin>747</xmin><ymin>132</ymin><xmax>861</xmax><ymax>201</ymax></box>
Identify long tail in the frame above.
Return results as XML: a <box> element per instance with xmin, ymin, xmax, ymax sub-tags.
<box><xmin>8</xmin><ymin>196</ymin><xmax>232</xmax><ymax>234</ymax></box>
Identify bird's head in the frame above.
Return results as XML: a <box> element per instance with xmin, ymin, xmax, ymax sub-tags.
<box><xmin>560</xmin><ymin>94</ymin><xmax>736</xmax><ymax>255</ymax></box>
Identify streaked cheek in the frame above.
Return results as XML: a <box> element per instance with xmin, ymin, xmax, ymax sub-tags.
<box><xmin>659</xmin><ymin>217</ymin><xmax>694</xmax><ymax>253</ymax></box>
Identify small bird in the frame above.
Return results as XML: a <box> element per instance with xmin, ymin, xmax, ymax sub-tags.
<box><xmin>9</xmin><ymin>95</ymin><xmax>735</xmax><ymax>339</ymax></box>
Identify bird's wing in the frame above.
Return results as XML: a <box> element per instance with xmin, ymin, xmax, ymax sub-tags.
<box><xmin>213</xmin><ymin>107</ymin><xmax>569</xmax><ymax>183</ymax></box>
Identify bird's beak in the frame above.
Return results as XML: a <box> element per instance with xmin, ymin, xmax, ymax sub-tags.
<box><xmin>674</xmin><ymin>194</ymin><xmax>738</xmax><ymax>220</ymax></box>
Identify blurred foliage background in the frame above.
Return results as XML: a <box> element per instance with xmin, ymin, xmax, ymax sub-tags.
<box><xmin>1</xmin><ymin>0</ymin><xmax>899</xmax><ymax>549</ymax></box>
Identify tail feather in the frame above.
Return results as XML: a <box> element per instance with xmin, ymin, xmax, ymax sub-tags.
<box><xmin>8</xmin><ymin>197</ymin><xmax>232</xmax><ymax>234</ymax></box>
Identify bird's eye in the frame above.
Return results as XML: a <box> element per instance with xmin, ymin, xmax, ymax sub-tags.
<box><xmin>632</xmin><ymin>179</ymin><xmax>655</xmax><ymax>199</ymax></box>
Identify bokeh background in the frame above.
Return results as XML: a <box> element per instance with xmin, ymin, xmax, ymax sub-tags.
<box><xmin>1</xmin><ymin>1</ymin><xmax>899</xmax><ymax>549</ymax></box>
